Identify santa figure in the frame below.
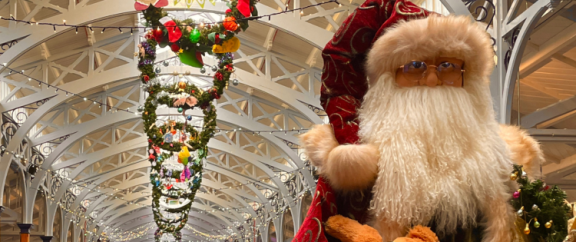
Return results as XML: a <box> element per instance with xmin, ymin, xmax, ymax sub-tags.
<box><xmin>294</xmin><ymin>1</ymin><xmax>546</xmax><ymax>240</ymax></box>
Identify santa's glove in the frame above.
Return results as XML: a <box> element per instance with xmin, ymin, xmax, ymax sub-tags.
<box><xmin>393</xmin><ymin>226</ymin><xmax>439</xmax><ymax>242</ymax></box>
<box><xmin>325</xmin><ymin>215</ymin><xmax>382</xmax><ymax>242</ymax></box>
<box><xmin>300</xmin><ymin>125</ymin><xmax>379</xmax><ymax>191</ymax></box>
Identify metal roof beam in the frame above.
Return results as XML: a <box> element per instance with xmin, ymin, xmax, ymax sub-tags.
<box><xmin>521</xmin><ymin>95</ymin><xmax>576</xmax><ymax>128</ymax></box>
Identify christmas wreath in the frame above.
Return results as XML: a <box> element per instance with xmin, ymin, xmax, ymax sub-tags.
<box><xmin>136</xmin><ymin>0</ymin><xmax>257</xmax><ymax>241</ymax></box>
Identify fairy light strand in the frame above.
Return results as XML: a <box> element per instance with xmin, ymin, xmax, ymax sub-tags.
<box><xmin>0</xmin><ymin>0</ymin><xmax>339</xmax><ymax>31</ymax></box>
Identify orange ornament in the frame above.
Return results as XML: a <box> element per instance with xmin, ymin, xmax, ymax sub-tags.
<box><xmin>223</xmin><ymin>17</ymin><xmax>238</xmax><ymax>31</ymax></box>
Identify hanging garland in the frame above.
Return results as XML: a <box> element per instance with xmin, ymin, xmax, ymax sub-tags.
<box><xmin>510</xmin><ymin>165</ymin><xmax>571</xmax><ymax>242</ymax></box>
<box><xmin>137</xmin><ymin>0</ymin><xmax>256</xmax><ymax>241</ymax></box>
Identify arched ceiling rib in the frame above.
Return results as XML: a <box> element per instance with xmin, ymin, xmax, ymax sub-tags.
<box><xmin>0</xmin><ymin>0</ymin><xmax>347</xmax><ymax>239</ymax></box>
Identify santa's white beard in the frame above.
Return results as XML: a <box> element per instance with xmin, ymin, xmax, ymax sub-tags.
<box><xmin>358</xmin><ymin>74</ymin><xmax>512</xmax><ymax>238</ymax></box>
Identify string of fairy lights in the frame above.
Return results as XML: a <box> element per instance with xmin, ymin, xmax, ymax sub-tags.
<box><xmin>2</xmin><ymin>63</ymin><xmax>321</xmax><ymax>134</ymax></box>
<box><xmin>0</xmin><ymin>0</ymin><xmax>340</xmax><ymax>33</ymax></box>
<box><xmin>2</xmin><ymin>145</ymin><xmax>314</xmax><ymax>240</ymax></box>
<box><xmin>0</xmin><ymin>2</ymin><xmax>339</xmax><ymax>240</ymax></box>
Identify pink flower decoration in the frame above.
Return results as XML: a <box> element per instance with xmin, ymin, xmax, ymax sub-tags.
<box><xmin>134</xmin><ymin>0</ymin><xmax>169</xmax><ymax>11</ymax></box>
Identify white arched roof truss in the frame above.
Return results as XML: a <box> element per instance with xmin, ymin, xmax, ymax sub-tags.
<box><xmin>0</xmin><ymin>0</ymin><xmax>350</xmax><ymax>240</ymax></box>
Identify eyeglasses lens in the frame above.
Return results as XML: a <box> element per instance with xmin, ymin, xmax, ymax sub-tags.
<box><xmin>401</xmin><ymin>61</ymin><xmax>462</xmax><ymax>85</ymax></box>
<box><xmin>402</xmin><ymin>61</ymin><xmax>427</xmax><ymax>82</ymax></box>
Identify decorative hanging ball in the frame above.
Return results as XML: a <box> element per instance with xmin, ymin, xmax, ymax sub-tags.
<box><xmin>534</xmin><ymin>218</ymin><xmax>540</xmax><ymax>228</ymax></box>
<box><xmin>155</xmin><ymin>67</ymin><xmax>162</xmax><ymax>74</ymax></box>
<box><xmin>513</xmin><ymin>190</ymin><xmax>520</xmax><ymax>199</ymax></box>
<box><xmin>153</xmin><ymin>135</ymin><xmax>157</xmax><ymax>139</ymax></box>
<box><xmin>178</xmin><ymin>81</ymin><xmax>187</xmax><ymax>90</ymax></box>
<box><xmin>521</xmin><ymin>170</ymin><xmax>527</xmax><ymax>179</ymax></box>
<box><xmin>545</xmin><ymin>221</ymin><xmax>553</xmax><ymax>229</ymax></box>
<box><xmin>510</xmin><ymin>172</ymin><xmax>518</xmax><ymax>181</ymax></box>
<box><xmin>232</xmin><ymin>79</ymin><xmax>239</xmax><ymax>86</ymax></box>
<box><xmin>524</xmin><ymin>224</ymin><xmax>530</xmax><ymax>235</ymax></box>
<box><xmin>171</xmin><ymin>43</ymin><xmax>180</xmax><ymax>53</ymax></box>
<box><xmin>200</xmin><ymin>67</ymin><xmax>206</xmax><ymax>74</ymax></box>
<box><xmin>187</xmin><ymin>115</ymin><xmax>192</xmax><ymax>121</ymax></box>
<box><xmin>517</xmin><ymin>206</ymin><xmax>524</xmax><ymax>216</ymax></box>
<box><xmin>137</xmin><ymin>106</ymin><xmax>144</xmax><ymax>112</ymax></box>
<box><xmin>211</xmin><ymin>65</ymin><xmax>218</xmax><ymax>72</ymax></box>
<box><xmin>152</xmin><ymin>161</ymin><xmax>156</xmax><ymax>166</ymax></box>
<box><xmin>163</xmin><ymin>60</ymin><xmax>169</xmax><ymax>67</ymax></box>
<box><xmin>189</xmin><ymin>28</ymin><xmax>201</xmax><ymax>43</ymax></box>
<box><xmin>178</xmin><ymin>107</ymin><xmax>183</xmax><ymax>113</ymax></box>
<box><xmin>532</xmin><ymin>204</ymin><xmax>539</xmax><ymax>211</ymax></box>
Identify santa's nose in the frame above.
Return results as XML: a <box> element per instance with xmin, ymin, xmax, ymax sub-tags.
<box><xmin>420</xmin><ymin>70</ymin><xmax>440</xmax><ymax>87</ymax></box>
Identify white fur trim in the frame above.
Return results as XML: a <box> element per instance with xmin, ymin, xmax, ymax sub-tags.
<box><xmin>366</xmin><ymin>15</ymin><xmax>494</xmax><ymax>88</ymax></box>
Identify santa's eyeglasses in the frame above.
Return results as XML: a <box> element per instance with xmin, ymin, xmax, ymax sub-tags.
<box><xmin>397</xmin><ymin>60</ymin><xmax>465</xmax><ymax>87</ymax></box>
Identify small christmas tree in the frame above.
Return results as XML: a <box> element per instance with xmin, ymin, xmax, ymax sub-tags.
<box><xmin>511</xmin><ymin>165</ymin><xmax>572</xmax><ymax>242</ymax></box>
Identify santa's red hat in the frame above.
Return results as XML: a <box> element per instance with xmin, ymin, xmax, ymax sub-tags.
<box><xmin>320</xmin><ymin>0</ymin><xmax>431</xmax><ymax>145</ymax></box>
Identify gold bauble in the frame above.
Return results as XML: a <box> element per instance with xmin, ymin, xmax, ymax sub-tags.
<box><xmin>545</xmin><ymin>221</ymin><xmax>553</xmax><ymax>229</ymax></box>
<box><xmin>511</xmin><ymin>172</ymin><xmax>518</xmax><ymax>181</ymax></box>
<box><xmin>524</xmin><ymin>224</ymin><xmax>531</xmax><ymax>235</ymax></box>
<box><xmin>178</xmin><ymin>81</ymin><xmax>187</xmax><ymax>90</ymax></box>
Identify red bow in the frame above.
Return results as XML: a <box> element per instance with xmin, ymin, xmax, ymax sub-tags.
<box><xmin>237</xmin><ymin>0</ymin><xmax>251</xmax><ymax>17</ymax></box>
<box><xmin>134</xmin><ymin>0</ymin><xmax>168</xmax><ymax>11</ymax></box>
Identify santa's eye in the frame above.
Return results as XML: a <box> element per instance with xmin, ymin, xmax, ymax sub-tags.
<box><xmin>406</xmin><ymin>61</ymin><xmax>426</xmax><ymax>70</ymax></box>
<box><xmin>438</xmin><ymin>62</ymin><xmax>456</xmax><ymax>71</ymax></box>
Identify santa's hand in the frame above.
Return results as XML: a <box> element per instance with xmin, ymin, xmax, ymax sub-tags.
<box><xmin>300</xmin><ymin>125</ymin><xmax>379</xmax><ymax>191</ymax></box>
<box><xmin>300</xmin><ymin>124</ymin><xmax>339</xmax><ymax>168</ymax></box>
<box><xmin>324</xmin><ymin>144</ymin><xmax>380</xmax><ymax>191</ymax></box>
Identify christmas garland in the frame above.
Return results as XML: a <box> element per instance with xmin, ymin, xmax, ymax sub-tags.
<box><xmin>137</xmin><ymin>0</ymin><xmax>257</xmax><ymax>241</ymax></box>
<box><xmin>511</xmin><ymin>165</ymin><xmax>571</xmax><ymax>242</ymax></box>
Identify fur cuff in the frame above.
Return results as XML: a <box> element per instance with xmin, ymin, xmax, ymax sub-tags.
<box><xmin>323</xmin><ymin>144</ymin><xmax>380</xmax><ymax>191</ymax></box>
<box><xmin>499</xmin><ymin>124</ymin><xmax>544</xmax><ymax>180</ymax></box>
<box><xmin>366</xmin><ymin>15</ymin><xmax>494</xmax><ymax>87</ymax></box>
<box><xmin>300</xmin><ymin>124</ymin><xmax>339</xmax><ymax>168</ymax></box>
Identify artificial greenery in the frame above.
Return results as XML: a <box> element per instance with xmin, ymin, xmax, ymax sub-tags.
<box><xmin>137</xmin><ymin>0</ymin><xmax>256</xmax><ymax>240</ymax></box>
<box><xmin>511</xmin><ymin>165</ymin><xmax>571</xmax><ymax>242</ymax></box>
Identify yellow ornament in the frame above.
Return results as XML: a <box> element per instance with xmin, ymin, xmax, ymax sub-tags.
<box><xmin>178</xmin><ymin>81</ymin><xmax>187</xmax><ymax>91</ymax></box>
<box><xmin>179</xmin><ymin>48</ymin><xmax>184</xmax><ymax>53</ymax></box>
<box><xmin>510</xmin><ymin>172</ymin><xmax>518</xmax><ymax>181</ymax></box>
<box><xmin>178</xmin><ymin>146</ymin><xmax>191</xmax><ymax>166</ymax></box>
<box><xmin>524</xmin><ymin>224</ymin><xmax>530</xmax><ymax>235</ymax></box>
<box><xmin>545</xmin><ymin>221</ymin><xmax>552</xmax><ymax>229</ymax></box>
<box><xmin>212</xmin><ymin>37</ymin><xmax>241</xmax><ymax>53</ymax></box>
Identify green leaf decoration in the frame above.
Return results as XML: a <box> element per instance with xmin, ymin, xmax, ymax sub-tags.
<box><xmin>179</xmin><ymin>50</ymin><xmax>204</xmax><ymax>68</ymax></box>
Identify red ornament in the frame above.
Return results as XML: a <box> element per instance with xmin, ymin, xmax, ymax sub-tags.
<box><xmin>153</xmin><ymin>28</ymin><xmax>164</xmax><ymax>42</ymax></box>
<box><xmin>215</xmin><ymin>33</ymin><xmax>221</xmax><ymax>44</ymax></box>
<box><xmin>215</xmin><ymin>72</ymin><xmax>223</xmax><ymax>81</ymax></box>
<box><xmin>149</xmin><ymin>154</ymin><xmax>156</xmax><ymax>159</ymax></box>
<box><xmin>175</xmin><ymin>179</ymin><xmax>180</xmax><ymax>183</ymax></box>
<box><xmin>543</xmin><ymin>185</ymin><xmax>550</xmax><ymax>191</ymax></box>
<box><xmin>148</xmin><ymin>139</ymin><xmax>153</xmax><ymax>143</ymax></box>
<box><xmin>171</xmin><ymin>43</ymin><xmax>180</xmax><ymax>52</ymax></box>
<box><xmin>225</xmin><ymin>9</ymin><xmax>232</xmax><ymax>14</ymax></box>
<box><xmin>226</xmin><ymin>64</ymin><xmax>234</xmax><ymax>72</ymax></box>
<box><xmin>145</xmin><ymin>31</ymin><xmax>155</xmax><ymax>40</ymax></box>
<box><xmin>143</xmin><ymin>75</ymin><xmax>150</xmax><ymax>82</ymax></box>
<box><xmin>191</xmin><ymin>90</ymin><xmax>195</xmax><ymax>94</ymax></box>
